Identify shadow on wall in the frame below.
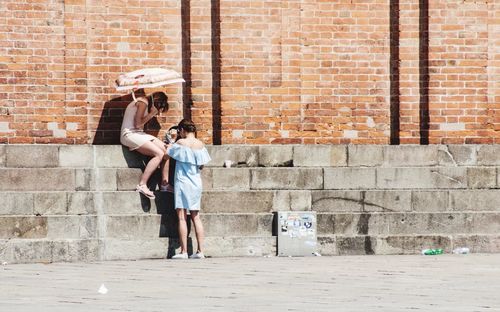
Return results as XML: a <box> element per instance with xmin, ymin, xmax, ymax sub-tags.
<box><xmin>92</xmin><ymin>93</ymin><xmax>162</xmax><ymax>145</ymax></box>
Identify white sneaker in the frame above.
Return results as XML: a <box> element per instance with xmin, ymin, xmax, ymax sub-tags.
<box><xmin>189</xmin><ymin>252</ymin><xmax>205</xmax><ymax>259</ymax></box>
<box><xmin>171</xmin><ymin>253</ymin><xmax>188</xmax><ymax>259</ymax></box>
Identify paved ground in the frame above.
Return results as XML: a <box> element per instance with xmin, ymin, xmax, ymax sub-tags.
<box><xmin>1</xmin><ymin>254</ymin><xmax>499</xmax><ymax>312</ymax></box>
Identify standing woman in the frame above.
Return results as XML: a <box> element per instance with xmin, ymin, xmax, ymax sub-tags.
<box><xmin>120</xmin><ymin>89</ymin><xmax>171</xmax><ymax>199</ymax></box>
<box><xmin>167</xmin><ymin>119</ymin><xmax>211</xmax><ymax>259</ymax></box>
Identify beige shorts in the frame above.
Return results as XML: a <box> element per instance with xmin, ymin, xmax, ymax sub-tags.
<box><xmin>120</xmin><ymin>130</ymin><xmax>157</xmax><ymax>151</ymax></box>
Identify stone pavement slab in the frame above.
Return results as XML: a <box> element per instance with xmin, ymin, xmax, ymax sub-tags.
<box><xmin>1</xmin><ymin>255</ymin><xmax>499</xmax><ymax>312</ymax></box>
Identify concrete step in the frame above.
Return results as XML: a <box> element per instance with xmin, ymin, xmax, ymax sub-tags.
<box><xmin>0</xmin><ymin>191</ymin><xmax>173</xmax><ymax>216</ymax></box>
<box><xmin>317</xmin><ymin>212</ymin><xmax>500</xmax><ymax>236</ymax></box>
<box><xmin>0</xmin><ymin>236</ymin><xmax>275</xmax><ymax>264</ymax></box>
<box><xmin>0</xmin><ymin>212</ymin><xmax>275</xmax><ymax>240</ymax></box>
<box><xmin>0</xmin><ymin>215</ymin><xmax>162</xmax><ymax>240</ymax></box>
<box><xmin>2</xmin><ymin>166</ymin><xmax>498</xmax><ymax>192</ymax></box>
<box><xmin>0</xmin><ymin>238</ymin><xmax>169</xmax><ymax>263</ymax></box>
<box><xmin>202</xmin><ymin>213</ymin><xmax>273</xmax><ymax>237</ymax></box>
<box><xmin>2</xmin><ymin>144</ymin><xmax>499</xmax><ymax>168</ymax></box>
<box><xmin>2</xmin><ymin>190</ymin><xmax>500</xmax><ymax>216</ymax></box>
<box><xmin>318</xmin><ymin>234</ymin><xmax>500</xmax><ymax>256</ymax></box>
<box><xmin>2</xmin><ymin>233</ymin><xmax>496</xmax><ymax>264</ymax></box>
<box><xmin>158</xmin><ymin>212</ymin><xmax>274</xmax><ymax>238</ymax></box>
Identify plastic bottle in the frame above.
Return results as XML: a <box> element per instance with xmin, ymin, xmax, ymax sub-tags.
<box><xmin>421</xmin><ymin>248</ymin><xmax>444</xmax><ymax>255</ymax></box>
<box><xmin>452</xmin><ymin>247</ymin><xmax>470</xmax><ymax>254</ymax></box>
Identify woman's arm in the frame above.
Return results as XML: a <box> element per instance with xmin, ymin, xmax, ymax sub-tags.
<box><xmin>133</xmin><ymin>98</ymin><xmax>158</xmax><ymax>128</ymax></box>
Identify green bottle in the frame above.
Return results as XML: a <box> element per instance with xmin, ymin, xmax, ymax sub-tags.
<box><xmin>421</xmin><ymin>248</ymin><xmax>444</xmax><ymax>255</ymax></box>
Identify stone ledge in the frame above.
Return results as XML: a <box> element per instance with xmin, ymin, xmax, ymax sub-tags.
<box><xmin>2</xmin><ymin>189</ymin><xmax>500</xmax><ymax>216</ymax></box>
<box><xmin>316</xmin><ymin>212</ymin><xmax>500</xmax><ymax>236</ymax></box>
<box><xmin>318</xmin><ymin>234</ymin><xmax>500</xmax><ymax>256</ymax></box>
<box><xmin>1</xmin><ymin>144</ymin><xmax>499</xmax><ymax>168</ymax></box>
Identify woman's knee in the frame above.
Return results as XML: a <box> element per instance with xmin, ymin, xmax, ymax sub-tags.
<box><xmin>152</xmin><ymin>139</ymin><xmax>167</xmax><ymax>155</ymax></box>
<box><xmin>190</xmin><ymin>211</ymin><xmax>201</xmax><ymax>221</ymax></box>
<box><xmin>153</xmin><ymin>150</ymin><xmax>164</xmax><ymax>160</ymax></box>
<box><xmin>177</xmin><ymin>209</ymin><xmax>187</xmax><ymax>221</ymax></box>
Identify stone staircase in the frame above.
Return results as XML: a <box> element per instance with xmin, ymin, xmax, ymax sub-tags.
<box><xmin>0</xmin><ymin>144</ymin><xmax>499</xmax><ymax>263</ymax></box>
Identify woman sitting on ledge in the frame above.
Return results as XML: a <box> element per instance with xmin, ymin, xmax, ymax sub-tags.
<box><xmin>120</xmin><ymin>89</ymin><xmax>172</xmax><ymax>199</ymax></box>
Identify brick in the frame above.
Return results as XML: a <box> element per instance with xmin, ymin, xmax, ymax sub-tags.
<box><xmin>347</xmin><ymin>145</ymin><xmax>383</xmax><ymax>167</ymax></box>
<box><xmin>0</xmin><ymin>145</ymin><xmax>5</xmax><ymax>167</ymax></box>
<box><xmin>382</xmin><ymin>146</ymin><xmax>439</xmax><ymax>167</ymax></box>
<box><xmin>6</xmin><ymin>145</ymin><xmax>59</xmax><ymax>168</ymax></box>
<box><xmin>376</xmin><ymin>168</ymin><xmax>467</xmax><ymax>189</ymax></box>
<box><xmin>467</xmin><ymin>167</ymin><xmax>497</xmax><ymax>189</ymax></box>
<box><xmin>324</xmin><ymin>168</ymin><xmax>376</xmax><ymax>190</ymax></box>
<box><xmin>258</xmin><ymin>145</ymin><xmax>293</xmax><ymax>167</ymax></box>
<box><xmin>0</xmin><ymin>216</ymin><xmax>48</xmax><ymax>239</ymax></box>
<box><xmin>412</xmin><ymin>191</ymin><xmax>449</xmax><ymax>212</ymax></box>
<box><xmin>293</xmin><ymin>145</ymin><xmax>347</xmax><ymax>167</ymax></box>
<box><xmin>438</xmin><ymin>145</ymin><xmax>478</xmax><ymax>166</ymax></box>
<box><xmin>478</xmin><ymin>145</ymin><xmax>500</xmax><ymax>166</ymax></box>
<box><xmin>202</xmin><ymin>213</ymin><xmax>273</xmax><ymax>237</ymax></box>
<box><xmin>59</xmin><ymin>145</ymin><xmax>93</xmax><ymax>167</ymax></box>
<box><xmin>0</xmin><ymin>169</ymin><xmax>76</xmax><ymax>191</ymax></box>
<box><xmin>364</xmin><ymin>191</ymin><xmax>412</xmax><ymax>212</ymax></box>
<box><xmin>251</xmin><ymin>168</ymin><xmax>323</xmax><ymax>190</ymax></box>
<box><xmin>311</xmin><ymin>190</ymin><xmax>362</xmax><ymax>212</ymax></box>
<box><xmin>0</xmin><ymin>193</ymin><xmax>34</xmax><ymax>215</ymax></box>
<box><xmin>34</xmin><ymin>192</ymin><xmax>67</xmax><ymax>215</ymax></box>
<box><xmin>211</xmin><ymin>168</ymin><xmax>250</xmax><ymax>190</ymax></box>
<box><xmin>273</xmin><ymin>190</ymin><xmax>311</xmax><ymax>211</ymax></box>
<box><xmin>106</xmin><ymin>215</ymin><xmax>161</xmax><ymax>240</ymax></box>
<box><xmin>202</xmin><ymin>191</ymin><xmax>274</xmax><ymax>213</ymax></box>
<box><xmin>449</xmin><ymin>190</ymin><xmax>500</xmax><ymax>212</ymax></box>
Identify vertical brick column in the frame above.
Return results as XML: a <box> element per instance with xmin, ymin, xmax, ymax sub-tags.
<box><xmin>428</xmin><ymin>1</ymin><xmax>491</xmax><ymax>143</ymax></box>
<box><xmin>397</xmin><ymin>0</ymin><xmax>420</xmax><ymax>143</ymax></box>
<box><xmin>300</xmin><ymin>0</ymin><xmax>390</xmax><ymax>144</ymax></box>
<box><xmin>62</xmin><ymin>0</ymin><xmax>88</xmax><ymax>144</ymax></box>
<box><xmin>0</xmin><ymin>1</ymin><xmax>68</xmax><ymax>143</ymax></box>
<box><xmin>209</xmin><ymin>1</ymin><xmax>282</xmax><ymax>144</ymax></box>
<box><xmin>0</xmin><ymin>1</ymin><xmax>16</xmax><ymax>143</ymax></box>
<box><xmin>488</xmin><ymin>0</ymin><xmax>500</xmax><ymax>143</ymax></box>
<box><xmin>275</xmin><ymin>0</ymin><xmax>302</xmax><ymax>144</ymax></box>
<box><xmin>189</xmin><ymin>0</ymin><xmax>214</xmax><ymax>143</ymax></box>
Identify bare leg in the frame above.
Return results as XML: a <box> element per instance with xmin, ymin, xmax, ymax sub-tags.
<box><xmin>190</xmin><ymin>210</ymin><xmax>204</xmax><ymax>253</ymax></box>
<box><xmin>151</xmin><ymin>138</ymin><xmax>169</xmax><ymax>186</ymax></box>
<box><xmin>135</xmin><ymin>140</ymin><xmax>165</xmax><ymax>186</ymax></box>
<box><xmin>177</xmin><ymin>208</ymin><xmax>188</xmax><ymax>254</ymax></box>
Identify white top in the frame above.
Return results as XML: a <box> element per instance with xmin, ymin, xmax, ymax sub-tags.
<box><xmin>121</xmin><ymin>100</ymin><xmax>148</xmax><ymax>134</ymax></box>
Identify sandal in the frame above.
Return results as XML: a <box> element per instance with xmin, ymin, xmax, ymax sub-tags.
<box><xmin>136</xmin><ymin>184</ymin><xmax>155</xmax><ymax>199</ymax></box>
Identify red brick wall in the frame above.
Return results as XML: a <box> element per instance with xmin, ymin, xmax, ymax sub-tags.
<box><xmin>1</xmin><ymin>0</ymin><xmax>498</xmax><ymax>144</ymax></box>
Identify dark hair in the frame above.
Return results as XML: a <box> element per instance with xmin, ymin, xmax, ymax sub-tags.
<box><xmin>178</xmin><ymin>119</ymin><xmax>196</xmax><ymax>133</ymax></box>
<box><xmin>149</xmin><ymin>92</ymin><xmax>168</xmax><ymax>112</ymax></box>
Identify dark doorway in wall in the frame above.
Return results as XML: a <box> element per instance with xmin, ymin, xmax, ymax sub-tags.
<box><xmin>390</xmin><ymin>0</ymin><xmax>401</xmax><ymax>145</ymax></box>
<box><xmin>419</xmin><ymin>0</ymin><xmax>430</xmax><ymax>145</ymax></box>
<box><xmin>211</xmin><ymin>0</ymin><xmax>222</xmax><ymax>145</ymax></box>
<box><xmin>181</xmin><ymin>0</ymin><xmax>192</xmax><ymax>121</ymax></box>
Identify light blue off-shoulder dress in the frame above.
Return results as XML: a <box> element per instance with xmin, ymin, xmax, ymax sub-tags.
<box><xmin>167</xmin><ymin>143</ymin><xmax>211</xmax><ymax>210</ymax></box>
